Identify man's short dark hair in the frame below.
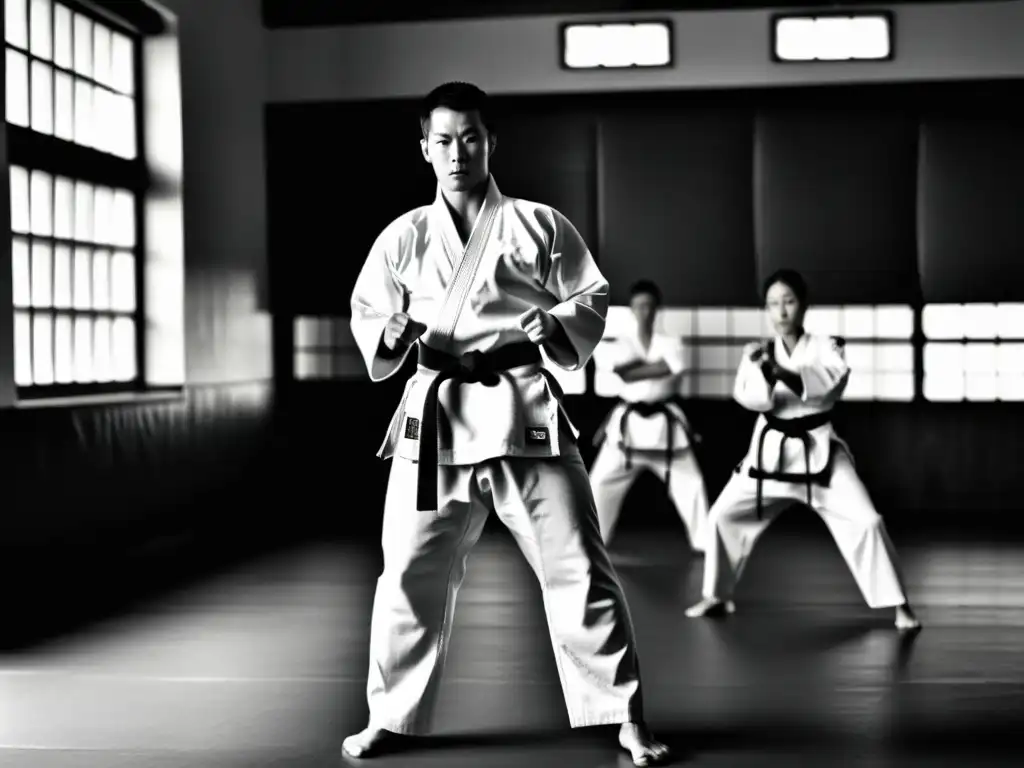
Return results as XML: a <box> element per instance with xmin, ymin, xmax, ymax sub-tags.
<box><xmin>762</xmin><ymin>268</ymin><xmax>809</xmax><ymax>305</ymax></box>
<box><xmin>629</xmin><ymin>280</ymin><xmax>661</xmax><ymax>305</ymax></box>
<box><xmin>419</xmin><ymin>82</ymin><xmax>495</xmax><ymax>139</ymax></box>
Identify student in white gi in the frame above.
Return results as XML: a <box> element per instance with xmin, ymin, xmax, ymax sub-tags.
<box><xmin>344</xmin><ymin>82</ymin><xmax>669</xmax><ymax>766</ymax></box>
<box><xmin>590</xmin><ymin>280</ymin><xmax>709</xmax><ymax>552</ymax></box>
<box><xmin>685</xmin><ymin>269</ymin><xmax>921</xmax><ymax>631</ymax></box>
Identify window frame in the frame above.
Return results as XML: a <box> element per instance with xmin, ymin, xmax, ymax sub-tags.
<box><xmin>6</xmin><ymin>0</ymin><xmax>148</xmax><ymax>399</ymax></box>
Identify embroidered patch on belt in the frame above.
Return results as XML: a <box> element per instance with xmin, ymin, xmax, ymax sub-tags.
<box><xmin>404</xmin><ymin>417</ymin><xmax>420</xmax><ymax>440</ymax></box>
<box><xmin>526</xmin><ymin>426</ymin><xmax>549</xmax><ymax>445</ymax></box>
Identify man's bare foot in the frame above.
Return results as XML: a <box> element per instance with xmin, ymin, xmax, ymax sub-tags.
<box><xmin>619</xmin><ymin>722</ymin><xmax>670</xmax><ymax>766</ymax></box>
<box><xmin>684</xmin><ymin>597</ymin><xmax>735</xmax><ymax>618</ymax></box>
<box><xmin>895</xmin><ymin>604</ymin><xmax>921</xmax><ymax>632</ymax></box>
<box><xmin>341</xmin><ymin>726</ymin><xmax>400</xmax><ymax>759</ymax></box>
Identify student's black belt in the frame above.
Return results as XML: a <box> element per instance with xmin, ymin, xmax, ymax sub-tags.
<box><xmin>616</xmin><ymin>396</ymin><xmax>696</xmax><ymax>486</ymax></box>
<box><xmin>747</xmin><ymin>411</ymin><xmax>833</xmax><ymax>520</ymax></box>
<box><xmin>415</xmin><ymin>342</ymin><xmax>562</xmax><ymax>512</ymax></box>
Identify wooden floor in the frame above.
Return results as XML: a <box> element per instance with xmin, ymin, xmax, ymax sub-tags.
<box><xmin>1</xmin><ymin>518</ymin><xmax>1023</xmax><ymax>767</ymax></box>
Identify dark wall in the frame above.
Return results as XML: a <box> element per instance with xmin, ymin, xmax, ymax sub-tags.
<box><xmin>266</xmin><ymin>79</ymin><xmax>1024</xmax><ymax>530</ymax></box>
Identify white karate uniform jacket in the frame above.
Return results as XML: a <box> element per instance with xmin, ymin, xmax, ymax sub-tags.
<box><xmin>350</xmin><ymin>176</ymin><xmax>608</xmax><ymax>465</ymax></box>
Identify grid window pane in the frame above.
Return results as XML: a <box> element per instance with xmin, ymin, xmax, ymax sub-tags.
<box><xmin>73</xmin><ymin>12</ymin><xmax>91</xmax><ymax>77</ymax></box>
<box><xmin>29</xmin><ymin>169</ymin><xmax>53</xmax><ymax>235</ymax></box>
<box><xmin>93</xmin><ymin>315</ymin><xmax>112</xmax><ymax>381</ymax></box>
<box><xmin>29</xmin><ymin>0</ymin><xmax>52</xmax><ymax>60</ymax></box>
<box><xmin>30</xmin><ymin>241</ymin><xmax>52</xmax><ymax>307</ymax></box>
<box><xmin>294</xmin><ymin>351</ymin><xmax>332</xmax><ymax>380</ymax></box>
<box><xmin>72</xmin><ymin>246</ymin><xmax>91</xmax><ymax>309</ymax></box>
<box><xmin>10</xmin><ymin>165</ymin><xmax>31</xmax><ymax>232</ymax></box>
<box><xmin>12</xmin><ymin>237</ymin><xmax>31</xmax><ymax>307</ymax></box>
<box><xmin>6</xmin><ymin>0</ymin><xmax>28</xmax><ymax>48</ymax></box>
<box><xmin>997</xmin><ymin>375</ymin><xmax>1024</xmax><ymax>402</ymax></box>
<box><xmin>93</xmin><ymin>185</ymin><xmax>113</xmax><ymax>243</ymax></box>
<box><xmin>110</xmin><ymin>251</ymin><xmax>136</xmax><ymax>311</ymax></box>
<box><xmin>110</xmin><ymin>32</ymin><xmax>133</xmax><ymax>94</ymax></box>
<box><xmin>73</xmin><ymin>78</ymin><xmax>93</xmax><ymax>147</ymax></box>
<box><xmin>923</xmin><ymin>342</ymin><xmax>964</xmax><ymax>401</ymax></box>
<box><xmin>53</xmin><ymin>175</ymin><xmax>73</xmax><ymax>237</ymax></box>
<box><xmin>32</xmin><ymin>312</ymin><xmax>54</xmax><ymax>385</ymax></box>
<box><xmin>54</xmin><ymin>311</ymin><xmax>73</xmax><ymax>383</ymax></box>
<box><xmin>110</xmin><ymin>92</ymin><xmax>136</xmax><ymax>159</ymax></box>
<box><xmin>30</xmin><ymin>60</ymin><xmax>54</xmax><ymax>134</ymax></box>
<box><xmin>6</xmin><ymin>48</ymin><xmax>30</xmax><ymax>127</ymax></box>
<box><xmin>112</xmin><ymin>316</ymin><xmax>136</xmax><ymax>381</ymax></box>
<box><xmin>74</xmin><ymin>180</ymin><xmax>93</xmax><ymax>241</ymax></box>
<box><xmin>53</xmin><ymin>2</ymin><xmax>72</xmax><ymax>67</ymax></box>
<box><xmin>658</xmin><ymin>308</ymin><xmax>696</xmax><ymax>337</ymax></box>
<box><xmin>696</xmin><ymin>307</ymin><xmax>728</xmax><ymax>336</ymax></box>
<box><xmin>962</xmin><ymin>304</ymin><xmax>998</xmax><ymax>339</ymax></box>
<box><xmin>995</xmin><ymin>304</ymin><xmax>1024</xmax><ymax>338</ymax></box>
<box><xmin>877</xmin><ymin>372</ymin><xmax>914</xmax><ymax>401</ymax></box>
<box><xmin>874</xmin><ymin>305</ymin><xmax>914</xmax><ymax>339</ymax></box>
<box><xmin>92</xmin><ymin>21</ymin><xmax>111</xmax><ymax>87</ymax></box>
<box><xmin>805</xmin><ymin>307</ymin><xmax>841</xmax><ymax>336</ymax></box>
<box><xmin>53</xmin><ymin>243</ymin><xmax>72</xmax><ymax>308</ymax></box>
<box><xmin>91</xmin><ymin>248</ymin><xmax>110</xmax><ymax>309</ymax></box>
<box><xmin>112</xmin><ymin>190</ymin><xmax>135</xmax><ymax>247</ymax></box>
<box><xmin>73</xmin><ymin>314</ymin><xmax>92</xmax><ymax>382</ymax></box>
<box><xmin>922</xmin><ymin>304</ymin><xmax>961</xmax><ymax>339</ymax></box>
<box><xmin>15</xmin><ymin>310</ymin><xmax>33</xmax><ymax>386</ymax></box>
<box><xmin>54</xmin><ymin>69</ymin><xmax>73</xmax><ymax>139</ymax></box>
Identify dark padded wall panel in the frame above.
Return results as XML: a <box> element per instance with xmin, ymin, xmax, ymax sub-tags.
<box><xmin>754</xmin><ymin>109</ymin><xmax>920</xmax><ymax>305</ymax></box>
<box><xmin>266</xmin><ymin>101</ymin><xmax>434</xmax><ymax>316</ymax></box>
<box><xmin>599</xmin><ymin>108</ymin><xmax>757</xmax><ymax>306</ymax></box>
<box><xmin>487</xmin><ymin>109</ymin><xmax>597</xmax><ymax>253</ymax></box>
<box><xmin>918</xmin><ymin>114</ymin><xmax>1024</xmax><ymax>303</ymax></box>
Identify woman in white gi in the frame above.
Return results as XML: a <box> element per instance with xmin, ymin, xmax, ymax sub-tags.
<box><xmin>685</xmin><ymin>269</ymin><xmax>921</xmax><ymax>631</ymax></box>
<box><xmin>590</xmin><ymin>280</ymin><xmax>710</xmax><ymax>552</ymax></box>
<box><xmin>344</xmin><ymin>82</ymin><xmax>669</xmax><ymax>766</ymax></box>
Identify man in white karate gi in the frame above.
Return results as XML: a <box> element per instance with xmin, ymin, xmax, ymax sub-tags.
<box><xmin>685</xmin><ymin>269</ymin><xmax>921</xmax><ymax>631</ymax></box>
<box><xmin>344</xmin><ymin>81</ymin><xmax>670</xmax><ymax>766</ymax></box>
<box><xmin>590</xmin><ymin>280</ymin><xmax>709</xmax><ymax>551</ymax></box>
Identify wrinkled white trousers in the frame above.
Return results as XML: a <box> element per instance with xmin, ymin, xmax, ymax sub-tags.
<box><xmin>590</xmin><ymin>442</ymin><xmax>710</xmax><ymax>551</ymax></box>
<box><xmin>364</xmin><ymin>442</ymin><xmax>645</xmax><ymax>734</ymax></box>
<box><xmin>702</xmin><ymin>447</ymin><xmax>909</xmax><ymax>609</ymax></box>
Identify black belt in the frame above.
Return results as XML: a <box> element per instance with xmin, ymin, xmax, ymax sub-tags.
<box><xmin>747</xmin><ymin>411</ymin><xmax>833</xmax><ymax>519</ymax></box>
<box><xmin>616</xmin><ymin>397</ymin><xmax>696</xmax><ymax>486</ymax></box>
<box><xmin>415</xmin><ymin>342</ymin><xmax>562</xmax><ymax>511</ymax></box>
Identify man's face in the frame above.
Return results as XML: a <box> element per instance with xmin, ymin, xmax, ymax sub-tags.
<box><xmin>630</xmin><ymin>292</ymin><xmax>658</xmax><ymax>330</ymax></box>
<box><xmin>420</xmin><ymin>107</ymin><xmax>494</xmax><ymax>193</ymax></box>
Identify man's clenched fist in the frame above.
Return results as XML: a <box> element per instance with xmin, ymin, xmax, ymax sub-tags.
<box><xmin>518</xmin><ymin>307</ymin><xmax>557</xmax><ymax>344</ymax></box>
<box><xmin>383</xmin><ymin>312</ymin><xmax>427</xmax><ymax>351</ymax></box>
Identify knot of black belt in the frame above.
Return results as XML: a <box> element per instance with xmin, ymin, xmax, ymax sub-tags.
<box><xmin>617</xmin><ymin>398</ymin><xmax>693</xmax><ymax>486</ymax></box>
<box><xmin>416</xmin><ymin>341</ymin><xmax>545</xmax><ymax>511</ymax></box>
<box><xmin>747</xmin><ymin>411</ymin><xmax>832</xmax><ymax>520</ymax></box>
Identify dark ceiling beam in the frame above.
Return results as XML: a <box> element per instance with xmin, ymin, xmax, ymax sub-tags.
<box><xmin>262</xmin><ymin>0</ymin><xmax>999</xmax><ymax>29</ymax></box>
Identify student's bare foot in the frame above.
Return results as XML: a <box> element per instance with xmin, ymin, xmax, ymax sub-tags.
<box><xmin>895</xmin><ymin>604</ymin><xmax>921</xmax><ymax>632</ymax></box>
<box><xmin>341</xmin><ymin>727</ymin><xmax>400</xmax><ymax>758</ymax></box>
<box><xmin>619</xmin><ymin>722</ymin><xmax>671</xmax><ymax>766</ymax></box>
<box><xmin>684</xmin><ymin>597</ymin><xmax>735</xmax><ymax>618</ymax></box>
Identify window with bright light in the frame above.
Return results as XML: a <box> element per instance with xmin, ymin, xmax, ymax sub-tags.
<box><xmin>562</xmin><ymin>21</ymin><xmax>672</xmax><ymax>69</ymax></box>
<box><xmin>594</xmin><ymin>305</ymin><xmax>913</xmax><ymax>401</ymax></box>
<box><xmin>922</xmin><ymin>303</ymin><xmax>1024</xmax><ymax>401</ymax></box>
<box><xmin>294</xmin><ymin>316</ymin><xmax>588</xmax><ymax>394</ymax></box>
<box><xmin>294</xmin><ymin>316</ymin><xmax>362</xmax><ymax>381</ymax></box>
<box><xmin>773</xmin><ymin>14</ymin><xmax>892</xmax><ymax>62</ymax></box>
<box><xmin>6</xmin><ymin>0</ymin><xmax>143</xmax><ymax>396</ymax></box>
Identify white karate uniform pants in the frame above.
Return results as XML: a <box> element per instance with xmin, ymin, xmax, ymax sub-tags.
<box><xmin>590</xmin><ymin>442</ymin><xmax>710</xmax><ymax>552</ymax></box>
<box><xmin>364</xmin><ymin>442</ymin><xmax>644</xmax><ymax>735</ymax></box>
<box><xmin>702</xmin><ymin>447</ymin><xmax>909</xmax><ymax>609</ymax></box>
